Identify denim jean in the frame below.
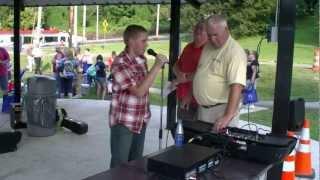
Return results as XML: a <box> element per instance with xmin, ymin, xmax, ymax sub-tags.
<box><xmin>110</xmin><ymin>124</ymin><xmax>146</xmax><ymax>168</ymax></box>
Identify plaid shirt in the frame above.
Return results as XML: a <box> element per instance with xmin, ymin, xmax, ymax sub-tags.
<box><xmin>109</xmin><ymin>51</ymin><xmax>151</xmax><ymax>134</ymax></box>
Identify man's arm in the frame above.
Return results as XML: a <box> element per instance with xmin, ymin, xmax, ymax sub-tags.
<box><xmin>129</xmin><ymin>54</ymin><xmax>168</xmax><ymax>97</ymax></box>
<box><xmin>213</xmin><ymin>83</ymin><xmax>243</xmax><ymax>131</ymax></box>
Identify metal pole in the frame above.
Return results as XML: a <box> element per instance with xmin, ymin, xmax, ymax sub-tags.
<box><xmin>82</xmin><ymin>5</ymin><xmax>86</xmax><ymax>42</ymax></box>
<box><xmin>96</xmin><ymin>5</ymin><xmax>99</xmax><ymax>40</ymax></box>
<box><xmin>159</xmin><ymin>67</ymin><xmax>164</xmax><ymax>150</ymax></box>
<box><xmin>13</xmin><ymin>0</ymin><xmax>22</xmax><ymax>103</ymax></box>
<box><xmin>36</xmin><ymin>7</ymin><xmax>42</xmax><ymax>44</ymax></box>
<box><xmin>74</xmin><ymin>6</ymin><xmax>78</xmax><ymax>46</ymax></box>
<box><xmin>166</xmin><ymin>0</ymin><xmax>180</xmax><ymax>133</ymax></box>
<box><xmin>275</xmin><ymin>0</ymin><xmax>279</xmax><ymax>27</ymax></box>
<box><xmin>68</xmin><ymin>6</ymin><xmax>74</xmax><ymax>47</ymax></box>
<box><xmin>156</xmin><ymin>4</ymin><xmax>160</xmax><ymax>37</ymax></box>
<box><xmin>268</xmin><ymin>0</ymin><xmax>296</xmax><ymax>179</ymax></box>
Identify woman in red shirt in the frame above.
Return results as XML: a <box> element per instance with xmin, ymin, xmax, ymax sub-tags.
<box><xmin>173</xmin><ymin>20</ymin><xmax>208</xmax><ymax>121</ymax></box>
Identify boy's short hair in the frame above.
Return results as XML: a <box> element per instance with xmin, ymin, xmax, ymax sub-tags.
<box><xmin>123</xmin><ymin>25</ymin><xmax>147</xmax><ymax>45</ymax></box>
<box><xmin>96</xmin><ymin>54</ymin><xmax>103</xmax><ymax>61</ymax></box>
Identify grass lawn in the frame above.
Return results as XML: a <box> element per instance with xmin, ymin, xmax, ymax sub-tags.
<box><xmin>240</xmin><ymin>109</ymin><xmax>319</xmax><ymax>140</ymax></box>
<box><xmin>256</xmin><ymin>64</ymin><xmax>319</xmax><ymax>101</ymax></box>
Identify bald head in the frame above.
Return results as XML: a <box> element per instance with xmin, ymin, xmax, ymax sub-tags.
<box><xmin>206</xmin><ymin>15</ymin><xmax>230</xmax><ymax>48</ymax></box>
<box><xmin>207</xmin><ymin>15</ymin><xmax>228</xmax><ymax>28</ymax></box>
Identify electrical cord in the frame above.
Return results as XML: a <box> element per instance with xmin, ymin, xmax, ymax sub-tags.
<box><xmin>206</xmin><ymin>135</ymin><xmax>233</xmax><ymax>180</ymax></box>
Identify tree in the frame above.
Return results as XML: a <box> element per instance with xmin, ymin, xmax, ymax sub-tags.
<box><xmin>43</xmin><ymin>7</ymin><xmax>69</xmax><ymax>30</ymax></box>
<box><xmin>101</xmin><ymin>5</ymin><xmax>155</xmax><ymax>32</ymax></box>
<box><xmin>21</xmin><ymin>8</ymin><xmax>36</xmax><ymax>29</ymax></box>
<box><xmin>0</xmin><ymin>7</ymin><xmax>35</xmax><ymax>29</ymax></box>
<box><xmin>181</xmin><ymin>0</ymin><xmax>276</xmax><ymax>38</ymax></box>
<box><xmin>0</xmin><ymin>7</ymin><xmax>12</xmax><ymax>29</ymax></box>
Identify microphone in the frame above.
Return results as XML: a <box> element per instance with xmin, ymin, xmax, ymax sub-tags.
<box><xmin>147</xmin><ymin>48</ymin><xmax>157</xmax><ymax>57</ymax></box>
<box><xmin>147</xmin><ymin>49</ymin><xmax>168</xmax><ymax>65</ymax></box>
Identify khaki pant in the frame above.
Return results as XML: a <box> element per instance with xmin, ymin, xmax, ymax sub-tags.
<box><xmin>198</xmin><ymin>104</ymin><xmax>240</xmax><ymax>127</ymax></box>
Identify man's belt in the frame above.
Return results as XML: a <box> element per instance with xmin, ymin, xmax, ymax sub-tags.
<box><xmin>201</xmin><ymin>103</ymin><xmax>225</xmax><ymax>109</ymax></box>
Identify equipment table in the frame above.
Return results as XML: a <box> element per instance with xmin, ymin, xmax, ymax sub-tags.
<box><xmin>84</xmin><ymin>155</ymin><xmax>273</xmax><ymax>180</ymax></box>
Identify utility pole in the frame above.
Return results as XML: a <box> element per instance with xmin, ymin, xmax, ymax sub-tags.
<box><xmin>35</xmin><ymin>6</ymin><xmax>42</xmax><ymax>45</ymax></box>
<box><xmin>68</xmin><ymin>6</ymin><xmax>74</xmax><ymax>47</ymax></box>
<box><xmin>156</xmin><ymin>4</ymin><xmax>160</xmax><ymax>37</ymax></box>
<box><xmin>82</xmin><ymin>5</ymin><xmax>86</xmax><ymax>42</ymax></box>
<box><xmin>74</xmin><ymin>6</ymin><xmax>78</xmax><ymax>47</ymax></box>
<box><xmin>96</xmin><ymin>5</ymin><xmax>99</xmax><ymax>40</ymax></box>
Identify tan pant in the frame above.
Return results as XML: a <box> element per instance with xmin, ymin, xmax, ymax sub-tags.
<box><xmin>198</xmin><ymin>104</ymin><xmax>239</xmax><ymax>127</ymax></box>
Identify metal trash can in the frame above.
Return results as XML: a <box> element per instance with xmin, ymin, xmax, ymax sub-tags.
<box><xmin>25</xmin><ymin>75</ymin><xmax>57</xmax><ymax>137</ymax></box>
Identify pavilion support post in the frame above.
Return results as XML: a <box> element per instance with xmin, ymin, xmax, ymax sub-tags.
<box><xmin>13</xmin><ymin>0</ymin><xmax>22</xmax><ymax>103</ymax></box>
<box><xmin>166</xmin><ymin>0</ymin><xmax>181</xmax><ymax>131</ymax></box>
<box><xmin>268</xmin><ymin>0</ymin><xmax>296</xmax><ymax>179</ymax></box>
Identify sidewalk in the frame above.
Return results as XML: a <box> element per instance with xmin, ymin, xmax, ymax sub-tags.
<box><xmin>256</xmin><ymin>100</ymin><xmax>319</xmax><ymax>110</ymax></box>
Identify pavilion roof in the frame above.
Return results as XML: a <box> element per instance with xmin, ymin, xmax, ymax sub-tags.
<box><xmin>0</xmin><ymin>0</ymin><xmax>206</xmax><ymax>7</ymax></box>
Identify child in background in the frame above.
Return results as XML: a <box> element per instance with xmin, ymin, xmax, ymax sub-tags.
<box><xmin>95</xmin><ymin>54</ymin><xmax>107</xmax><ymax>99</ymax></box>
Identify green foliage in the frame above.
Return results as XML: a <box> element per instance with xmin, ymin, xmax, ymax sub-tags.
<box><xmin>0</xmin><ymin>1</ymin><xmax>317</xmax><ymax>38</ymax></box>
<box><xmin>0</xmin><ymin>7</ymin><xmax>12</xmax><ymax>28</ymax></box>
<box><xmin>297</xmin><ymin>0</ymin><xmax>310</xmax><ymax>17</ymax></box>
<box><xmin>100</xmin><ymin>5</ymin><xmax>155</xmax><ymax>33</ymax></box>
<box><xmin>43</xmin><ymin>7</ymin><xmax>69</xmax><ymax>30</ymax></box>
<box><xmin>297</xmin><ymin>0</ymin><xmax>318</xmax><ymax>16</ymax></box>
<box><xmin>0</xmin><ymin>7</ymin><xmax>36</xmax><ymax>29</ymax></box>
<box><xmin>181</xmin><ymin>0</ymin><xmax>276</xmax><ymax>38</ymax></box>
<box><xmin>21</xmin><ymin>8</ymin><xmax>36</xmax><ymax>29</ymax></box>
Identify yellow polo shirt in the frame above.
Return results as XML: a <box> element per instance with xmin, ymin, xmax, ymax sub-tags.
<box><xmin>193</xmin><ymin>36</ymin><xmax>247</xmax><ymax>106</ymax></box>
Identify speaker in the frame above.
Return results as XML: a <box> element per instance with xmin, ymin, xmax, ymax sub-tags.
<box><xmin>0</xmin><ymin>131</ymin><xmax>22</xmax><ymax>154</ymax></box>
<box><xmin>288</xmin><ymin>98</ymin><xmax>305</xmax><ymax>131</ymax></box>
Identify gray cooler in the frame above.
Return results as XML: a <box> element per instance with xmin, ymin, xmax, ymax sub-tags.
<box><xmin>25</xmin><ymin>75</ymin><xmax>57</xmax><ymax>137</ymax></box>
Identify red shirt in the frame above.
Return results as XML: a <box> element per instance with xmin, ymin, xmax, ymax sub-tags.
<box><xmin>109</xmin><ymin>51</ymin><xmax>150</xmax><ymax>134</ymax></box>
<box><xmin>106</xmin><ymin>56</ymin><xmax>113</xmax><ymax>68</ymax></box>
<box><xmin>176</xmin><ymin>42</ymin><xmax>204</xmax><ymax>104</ymax></box>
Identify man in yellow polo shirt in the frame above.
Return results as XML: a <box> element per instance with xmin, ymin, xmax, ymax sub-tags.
<box><xmin>193</xmin><ymin>15</ymin><xmax>247</xmax><ymax>132</ymax></box>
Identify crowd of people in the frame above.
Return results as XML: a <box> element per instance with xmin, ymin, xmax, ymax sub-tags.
<box><xmin>51</xmin><ymin>47</ymin><xmax>116</xmax><ymax>99</ymax></box>
<box><xmin>23</xmin><ymin>43</ymin><xmax>117</xmax><ymax>99</ymax></box>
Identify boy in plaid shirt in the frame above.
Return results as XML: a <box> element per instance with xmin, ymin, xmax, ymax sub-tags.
<box><xmin>109</xmin><ymin>25</ymin><xmax>168</xmax><ymax>168</ymax></box>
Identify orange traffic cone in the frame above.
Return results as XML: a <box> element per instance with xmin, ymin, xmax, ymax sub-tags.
<box><xmin>281</xmin><ymin>131</ymin><xmax>296</xmax><ymax>180</ymax></box>
<box><xmin>295</xmin><ymin>119</ymin><xmax>315</xmax><ymax>179</ymax></box>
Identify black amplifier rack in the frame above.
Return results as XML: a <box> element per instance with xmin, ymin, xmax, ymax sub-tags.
<box><xmin>147</xmin><ymin>143</ymin><xmax>222</xmax><ymax>180</ymax></box>
<box><xmin>183</xmin><ymin>120</ymin><xmax>297</xmax><ymax>164</ymax></box>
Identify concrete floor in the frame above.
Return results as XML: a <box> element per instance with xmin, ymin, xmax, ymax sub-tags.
<box><xmin>0</xmin><ymin>99</ymin><xmax>175</xmax><ymax>180</ymax></box>
<box><xmin>0</xmin><ymin>99</ymin><xmax>318</xmax><ymax>180</ymax></box>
